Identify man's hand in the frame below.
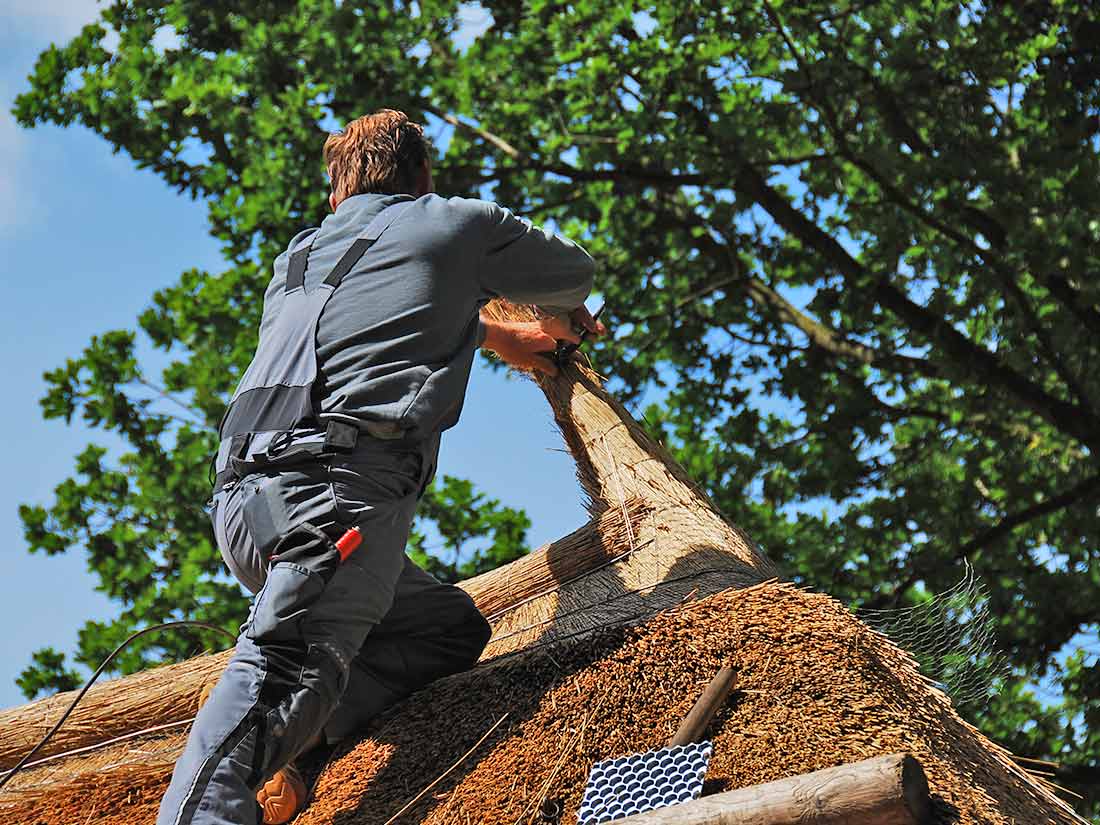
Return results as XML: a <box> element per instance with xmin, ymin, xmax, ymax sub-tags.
<box><xmin>480</xmin><ymin>317</ymin><xmax>574</xmax><ymax>376</ymax></box>
<box><xmin>480</xmin><ymin>311</ymin><xmax>606</xmax><ymax>377</ymax></box>
<box><xmin>568</xmin><ymin>305</ymin><xmax>608</xmax><ymax>338</ymax></box>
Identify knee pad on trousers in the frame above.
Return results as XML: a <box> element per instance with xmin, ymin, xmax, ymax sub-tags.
<box><xmin>452</xmin><ymin>596</ymin><xmax>492</xmax><ymax>663</ymax></box>
<box><xmin>247</xmin><ymin>642</ymin><xmax>347</xmax><ymax>785</ymax></box>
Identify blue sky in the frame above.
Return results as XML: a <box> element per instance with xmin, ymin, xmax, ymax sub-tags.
<box><xmin>0</xmin><ymin>1</ymin><xmax>589</xmax><ymax>709</ymax></box>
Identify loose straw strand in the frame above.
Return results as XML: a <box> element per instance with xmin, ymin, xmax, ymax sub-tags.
<box><xmin>382</xmin><ymin>713</ymin><xmax>509</xmax><ymax>825</ymax></box>
<box><xmin>600</xmin><ymin>433</ymin><xmax>638</xmax><ymax>556</ymax></box>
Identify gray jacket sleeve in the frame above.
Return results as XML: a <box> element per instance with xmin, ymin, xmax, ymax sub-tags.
<box><xmin>477</xmin><ymin>201</ymin><xmax>595</xmax><ymax>315</ymax></box>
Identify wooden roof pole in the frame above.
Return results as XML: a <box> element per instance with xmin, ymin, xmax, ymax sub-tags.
<box><xmin>611</xmin><ymin>753</ymin><xmax>932</xmax><ymax>825</ymax></box>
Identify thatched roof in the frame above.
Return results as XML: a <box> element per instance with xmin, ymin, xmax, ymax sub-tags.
<box><xmin>0</xmin><ymin>300</ymin><xmax>1086</xmax><ymax>824</ymax></box>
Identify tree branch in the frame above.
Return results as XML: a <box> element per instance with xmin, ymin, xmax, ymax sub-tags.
<box><xmin>880</xmin><ymin>472</ymin><xmax>1100</xmax><ymax>607</ymax></box>
<box><xmin>727</xmin><ymin>156</ymin><xmax>1100</xmax><ymax>448</ymax></box>
<box><xmin>663</xmin><ymin>205</ymin><xmax>942</xmax><ymax>379</ymax></box>
<box><xmin>425</xmin><ymin>105</ymin><xmax>828</xmax><ymax>187</ymax></box>
<box><xmin>424</xmin><ymin>100</ymin><xmax>1100</xmax><ymax>446</ymax></box>
<box><xmin>994</xmin><ymin>270</ymin><xmax>1094</xmax><ymax>410</ymax></box>
<box><xmin>422</xmin><ymin>104</ymin><xmax>523</xmax><ymax>159</ymax></box>
<box><xmin>957</xmin><ymin>473</ymin><xmax>1100</xmax><ymax>558</ymax></box>
<box><xmin>760</xmin><ymin>6</ymin><xmax>1100</xmax><ymax>398</ymax></box>
<box><xmin>633</xmin><ymin>273</ymin><xmax>743</xmax><ymax>325</ymax></box>
<box><xmin>740</xmin><ymin>268</ymin><xmax>938</xmax><ymax>377</ymax></box>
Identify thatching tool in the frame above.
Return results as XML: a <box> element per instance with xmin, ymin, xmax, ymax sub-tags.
<box><xmin>576</xmin><ymin>665</ymin><xmax>738</xmax><ymax>824</ymax></box>
<box><xmin>550</xmin><ymin>303</ymin><xmax>605</xmax><ymax>368</ymax></box>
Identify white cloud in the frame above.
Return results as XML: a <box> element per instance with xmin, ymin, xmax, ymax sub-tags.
<box><xmin>0</xmin><ymin>81</ymin><xmax>40</xmax><ymax>235</ymax></box>
<box><xmin>1</xmin><ymin>1</ymin><xmax>120</xmax><ymax>234</ymax></box>
<box><xmin>5</xmin><ymin>0</ymin><xmax>106</xmax><ymax>43</ymax></box>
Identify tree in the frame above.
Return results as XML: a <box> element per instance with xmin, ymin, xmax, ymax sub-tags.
<box><xmin>14</xmin><ymin>0</ymin><xmax>1100</xmax><ymax>817</ymax></box>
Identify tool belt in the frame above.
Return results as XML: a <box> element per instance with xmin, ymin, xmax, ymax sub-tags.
<box><xmin>212</xmin><ymin>419</ymin><xmax>404</xmax><ymax>494</ymax></box>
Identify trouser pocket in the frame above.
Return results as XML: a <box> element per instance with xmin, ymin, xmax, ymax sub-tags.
<box><xmin>239</xmin><ymin>468</ymin><xmax>337</xmax><ymax>560</ymax></box>
<box><xmin>244</xmin><ymin>522</ymin><xmax>346</xmax><ymax>643</ymax></box>
<box><xmin>245</xmin><ymin>561</ymin><xmax>325</xmax><ymax>643</ymax></box>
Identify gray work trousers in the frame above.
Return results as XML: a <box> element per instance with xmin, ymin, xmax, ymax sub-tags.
<box><xmin>157</xmin><ymin>432</ymin><xmax>492</xmax><ymax>825</ymax></box>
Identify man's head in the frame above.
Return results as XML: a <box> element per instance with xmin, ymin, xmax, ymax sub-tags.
<box><xmin>323</xmin><ymin>109</ymin><xmax>433</xmax><ymax>210</ymax></box>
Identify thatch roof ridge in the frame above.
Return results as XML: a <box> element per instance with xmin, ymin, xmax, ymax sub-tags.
<box><xmin>0</xmin><ymin>297</ymin><xmax>774</xmax><ymax>767</ymax></box>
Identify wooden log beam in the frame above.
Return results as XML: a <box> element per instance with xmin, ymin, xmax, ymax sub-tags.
<box><xmin>611</xmin><ymin>753</ymin><xmax>931</xmax><ymax>825</ymax></box>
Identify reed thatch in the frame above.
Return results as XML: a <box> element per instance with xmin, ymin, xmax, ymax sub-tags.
<box><xmin>0</xmin><ymin>497</ymin><xmax>649</xmax><ymax>769</ymax></box>
<box><xmin>0</xmin><ymin>298</ymin><xmax>1086</xmax><ymax>824</ymax></box>
<box><xmin>0</xmin><ymin>650</ymin><xmax>230</xmax><ymax>770</ymax></box>
<box><xmin>0</xmin><ymin>583</ymin><xmax>1087</xmax><ymax>824</ymax></box>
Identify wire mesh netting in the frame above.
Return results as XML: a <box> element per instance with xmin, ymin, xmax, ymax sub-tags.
<box><xmin>858</xmin><ymin>561</ymin><xmax>1010</xmax><ymax>709</ymax></box>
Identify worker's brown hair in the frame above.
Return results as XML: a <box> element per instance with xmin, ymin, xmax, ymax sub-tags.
<box><xmin>323</xmin><ymin>109</ymin><xmax>431</xmax><ymax>202</ymax></box>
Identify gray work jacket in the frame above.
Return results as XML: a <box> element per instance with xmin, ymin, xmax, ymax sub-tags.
<box><xmin>259</xmin><ymin>192</ymin><xmax>595</xmax><ymax>441</ymax></box>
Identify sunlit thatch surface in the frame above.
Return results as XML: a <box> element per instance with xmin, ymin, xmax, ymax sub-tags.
<box><xmin>1</xmin><ymin>583</ymin><xmax>1086</xmax><ymax>824</ymax></box>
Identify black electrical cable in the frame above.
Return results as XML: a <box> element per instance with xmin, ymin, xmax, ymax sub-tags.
<box><xmin>0</xmin><ymin>620</ymin><xmax>238</xmax><ymax>792</ymax></box>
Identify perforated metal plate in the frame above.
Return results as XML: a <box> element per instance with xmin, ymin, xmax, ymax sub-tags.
<box><xmin>576</xmin><ymin>741</ymin><xmax>713</xmax><ymax>824</ymax></box>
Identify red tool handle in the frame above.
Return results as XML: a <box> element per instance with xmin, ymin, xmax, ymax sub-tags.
<box><xmin>336</xmin><ymin>526</ymin><xmax>363</xmax><ymax>561</ymax></box>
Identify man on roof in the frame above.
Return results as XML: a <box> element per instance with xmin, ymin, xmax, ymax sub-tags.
<box><xmin>157</xmin><ymin>108</ymin><xmax>606</xmax><ymax>825</ymax></box>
